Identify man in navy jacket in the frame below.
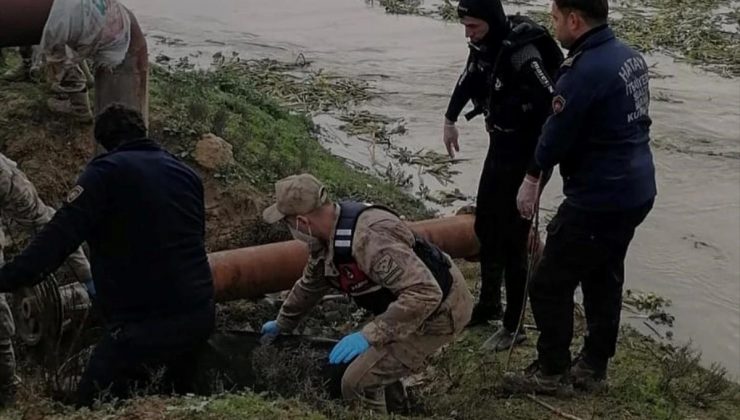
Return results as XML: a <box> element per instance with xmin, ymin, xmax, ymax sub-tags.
<box><xmin>507</xmin><ymin>0</ymin><xmax>656</xmax><ymax>395</ymax></box>
<box><xmin>0</xmin><ymin>104</ymin><xmax>214</xmax><ymax>406</ymax></box>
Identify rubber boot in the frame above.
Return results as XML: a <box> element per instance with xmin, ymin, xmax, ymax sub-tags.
<box><xmin>481</xmin><ymin>326</ymin><xmax>527</xmax><ymax>352</ymax></box>
<box><xmin>570</xmin><ymin>355</ymin><xmax>608</xmax><ymax>393</ymax></box>
<box><xmin>502</xmin><ymin>361</ymin><xmax>573</xmax><ymax>397</ymax></box>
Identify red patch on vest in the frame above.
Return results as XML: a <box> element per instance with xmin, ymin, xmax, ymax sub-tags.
<box><xmin>552</xmin><ymin>95</ymin><xmax>566</xmax><ymax>114</ymax></box>
<box><xmin>338</xmin><ymin>263</ymin><xmax>371</xmax><ymax>294</ymax></box>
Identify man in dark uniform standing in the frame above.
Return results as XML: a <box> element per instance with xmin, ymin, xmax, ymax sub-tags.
<box><xmin>507</xmin><ymin>0</ymin><xmax>656</xmax><ymax>394</ymax></box>
<box><xmin>443</xmin><ymin>0</ymin><xmax>562</xmax><ymax>350</ymax></box>
<box><xmin>0</xmin><ymin>104</ymin><xmax>215</xmax><ymax>406</ymax></box>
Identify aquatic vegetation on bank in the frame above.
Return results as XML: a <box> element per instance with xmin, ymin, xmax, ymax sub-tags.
<box><xmin>366</xmin><ymin>0</ymin><xmax>423</xmax><ymax>15</ymax></box>
<box><xmin>369</xmin><ymin>0</ymin><xmax>740</xmax><ymax>76</ymax></box>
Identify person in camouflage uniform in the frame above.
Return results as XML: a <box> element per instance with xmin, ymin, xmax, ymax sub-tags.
<box><xmin>260</xmin><ymin>174</ymin><xmax>474</xmax><ymax>413</ymax></box>
<box><xmin>0</xmin><ymin>153</ymin><xmax>93</xmax><ymax>406</ymax></box>
<box><xmin>0</xmin><ymin>46</ymin><xmax>89</xmax><ymax>121</ymax></box>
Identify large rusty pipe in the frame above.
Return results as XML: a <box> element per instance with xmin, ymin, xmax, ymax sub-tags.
<box><xmin>0</xmin><ymin>0</ymin><xmax>53</xmax><ymax>47</ymax></box>
<box><xmin>94</xmin><ymin>9</ymin><xmax>149</xmax><ymax>125</ymax></box>
<box><xmin>209</xmin><ymin>214</ymin><xmax>478</xmax><ymax>302</ymax></box>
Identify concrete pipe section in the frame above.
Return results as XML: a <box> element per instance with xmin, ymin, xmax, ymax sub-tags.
<box><xmin>209</xmin><ymin>214</ymin><xmax>479</xmax><ymax>302</ymax></box>
<box><xmin>0</xmin><ymin>0</ymin><xmax>149</xmax><ymax>124</ymax></box>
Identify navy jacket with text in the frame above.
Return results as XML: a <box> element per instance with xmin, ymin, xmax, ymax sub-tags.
<box><xmin>532</xmin><ymin>25</ymin><xmax>657</xmax><ymax>211</ymax></box>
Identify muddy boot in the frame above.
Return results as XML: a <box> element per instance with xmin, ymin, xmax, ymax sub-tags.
<box><xmin>570</xmin><ymin>357</ymin><xmax>608</xmax><ymax>393</ymax></box>
<box><xmin>47</xmin><ymin>91</ymin><xmax>93</xmax><ymax>123</ymax></box>
<box><xmin>481</xmin><ymin>326</ymin><xmax>526</xmax><ymax>352</ymax></box>
<box><xmin>502</xmin><ymin>361</ymin><xmax>573</xmax><ymax>397</ymax></box>
<box><xmin>466</xmin><ymin>301</ymin><xmax>503</xmax><ymax>327</ymax></box>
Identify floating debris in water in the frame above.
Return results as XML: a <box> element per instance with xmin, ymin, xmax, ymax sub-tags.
<box><xmin>366</xmin><ymin>0</ymin><xmax>423</xmax><ymax>15</ymax></box>
<box><xmin>624</xmin><ymin>289</ymin><xmax>676</xmax><ymax>327</ymax></box>
<box><xmin>207</xmin><ymin>53</ymin><xmax>376</xmax><ymax>112</ymax></box>
<box><xmin>368</xmin><ymin>0</ymin><xmax>740</xmax><ymax>76</ymax></box>
<box><xmin>653</xmin><ymin>90</ymin><xmax>685</xmax><ymax>103</ymax></box>
<box><xmin>426</xmin><ymin>188</ymin><xmax>470</xmax><ymax>206</ymax></box>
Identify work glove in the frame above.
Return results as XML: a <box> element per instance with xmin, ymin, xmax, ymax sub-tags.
<box><xmin>260</xmin><ymin>320</ymin><xmax>280</xmax><ymax>345</ymax></box>
<box><xmin>329</xmin><ymin>332</ymin><xmax>370</xmax><ymax>364</ymax></box>
<box><xmin>516</xmin><ymin>175</ymin><xmax>540</xmax><ymax>220</ymax></box>
<box><xmin>443</xmin><ymin>119</ymin><xmax>460</xmax><ymax>158</ymax></box>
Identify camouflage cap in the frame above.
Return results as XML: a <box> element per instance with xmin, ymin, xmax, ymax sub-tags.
<box><xmin>262</xmin><ymin>173</ymin><xmax>328</xmax><ymax>224</ymax></box>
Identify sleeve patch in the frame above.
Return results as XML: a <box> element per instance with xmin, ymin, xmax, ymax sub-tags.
<box><xmin>552</xmin><ymin>95</ymin><xmax>566</xmax><ymax>114</ymax></box>
<box><xmin>372</xmin><ymin>254</ymin><xmax>404</xmax><ymax>285</ymax></box>
<box><xmin>66</xmin><ymin>185</ymin><xmax>84</xmax><ymax>204</ymax></box>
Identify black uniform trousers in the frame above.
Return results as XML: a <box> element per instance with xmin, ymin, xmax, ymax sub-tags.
<box><xmin>530</xmin><ymin>199</ymin><xmax>653</xmax><ymax>375</ymax></box>
<box><xmin>474</xmin><ymin>131</ymin><xmax>534</xmax><ymax>332</ymax></box>
<box><xmin>76</xmin><ymin>301</ymin><xmax>215</xmax><ymax>407</ymax></box>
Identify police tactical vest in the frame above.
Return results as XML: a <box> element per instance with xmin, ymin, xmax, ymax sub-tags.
<box><xmin>333</xmin><ymin>201</ymin><xmax>453</xmax><ymax>315</ymax></box>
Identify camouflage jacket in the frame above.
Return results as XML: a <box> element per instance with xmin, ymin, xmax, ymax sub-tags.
<box><xmin>276</xmin><ymin>206</ymin><xmax>447</xmax><ymax>346</ymax></box>
<box><xmin>0</xmin><ymin>154</ymin><xmax>92</xmax><ymax>282</ymax></box>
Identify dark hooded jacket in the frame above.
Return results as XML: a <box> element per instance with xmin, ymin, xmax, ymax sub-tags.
<box><xmin>446</xmin><ymin>0</ymin><xmax>563</xmax><ymax>157</ymax></box>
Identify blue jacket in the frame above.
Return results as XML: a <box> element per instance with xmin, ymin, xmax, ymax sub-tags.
<box><xmin>533</xmin><ymin>25</ymin><xmax>657</xmax><ymax>211</ymax></box>
<box><xmin>0</xmin><ymin>139</ymin><xmax>214</xmax><ymax>324</ymax></box>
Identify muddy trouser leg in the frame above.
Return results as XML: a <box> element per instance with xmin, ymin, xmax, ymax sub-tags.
<box><xmin>52</xmin><ymin>65</ymin><xmax>87</xmax><ymax>96</ymax></box>
<box><xmin>0</xmin><ymin>294</ymin><xmax>16</xmax><ymax>396</ymax></box>
<box><xmin>76</xmin><ymin>303</ymin><xmax>215</xmax><ymax>407</ymax></box>
<box><xmin>94</xmin><ymin>9</ymin><xmax>148</xmax><ymax>123</ymax></box>
<box><xmin>48</xmin><ymin>64</ymin><xmax>89</xmax><ymax>117</ymax></box>
<box><xmin>579</xmin><ymin>201</ymin><xmax>653</xmax><ymax>372</ymax></box>
<box><xmin>341</xmin><ymin>333</ymin><xmax>454</xmax><ymax>414</ymax></box>
<box><xmin>341</xmin><ymin>272</ymin><xmax>472</xmax><ymax>413</ymax></box>
<box><xmin>76</xmin><ymin>330</ymin><xmax>144</xmax><ymax>407</ymax></box>
<box><xmin>474</xmin><ymin>138</ymin><xmax>505</xmax><ymax>310</ymax></box>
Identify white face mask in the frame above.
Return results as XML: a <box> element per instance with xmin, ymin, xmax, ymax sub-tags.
<box><xmin>289</xmin><ymin>219</ymin><xmax>323</xmax><ymax>253</ymax></box>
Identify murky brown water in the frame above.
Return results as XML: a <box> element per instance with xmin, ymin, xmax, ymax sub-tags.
<box><xmin>125</xmin><ymin>0</ymin><xmax>740</xmax><ymax>377</ymax></box>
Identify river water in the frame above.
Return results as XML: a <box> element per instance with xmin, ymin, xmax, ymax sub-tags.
<box><xmin>124</xmin><ymin>0</ymin><xmax>740</xmax><ymax>377</ymax></box>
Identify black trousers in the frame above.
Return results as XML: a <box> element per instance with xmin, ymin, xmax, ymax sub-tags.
<box><xmin>76</xmin><ymin>302</ymin><xmax>215</xmax><ymax>407</ymax></box>
<box><xmin>474</xmin><ymin>133</ymin><xmax>533</xmax><ymax>332</ymax></box>
<box><xmin>530</xmin><ymin>200</ymin><xmax>653</xmax><ymax>375</ymax></box>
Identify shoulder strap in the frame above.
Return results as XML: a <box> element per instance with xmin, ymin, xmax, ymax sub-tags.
<box><xmin>334</xmin><ymin>201</ymin><xmax>398</xmax><ymax>264</ymax></box>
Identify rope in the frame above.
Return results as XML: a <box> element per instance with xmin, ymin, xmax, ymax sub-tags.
<box><xmin>505</xmin><ymin>176</ymin><xmax>542</xmax><ymax>372</ymax></box>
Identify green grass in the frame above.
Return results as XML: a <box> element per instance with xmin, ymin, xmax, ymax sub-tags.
<box><xmin>1</xmin><ymin>52</ymin><xmax>738</xmax><ymax>420</ymax></box>
<box><xmin>148</xmin><ymin>64</ymin><xmax>433</xmax><ymax>220</ymax></box>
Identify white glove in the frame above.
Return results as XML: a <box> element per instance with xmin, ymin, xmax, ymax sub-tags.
<box><xmin>443</xmin><ymin>119</ymin><xmax>460</xmax><ymax>158</ymax></box>
<box><xmin>516</xmin><ymin>175</ymin><xmax>540</xmax><ymax>220</ymax></box>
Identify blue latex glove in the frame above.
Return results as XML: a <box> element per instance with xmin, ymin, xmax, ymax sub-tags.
<box><xmin>329</xmin><ymin>332</ymin><xmax>370</xmax><ymax>364</ymax></box>
<box><xmin>260</xmin><ymin>320</ymin><xmax>280</xmax><ymax>344</ymax></box>
<box><xmin>83</xmin><ymin>278</ymin><xmax>96</xmax><ymax>299</ymax></box>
